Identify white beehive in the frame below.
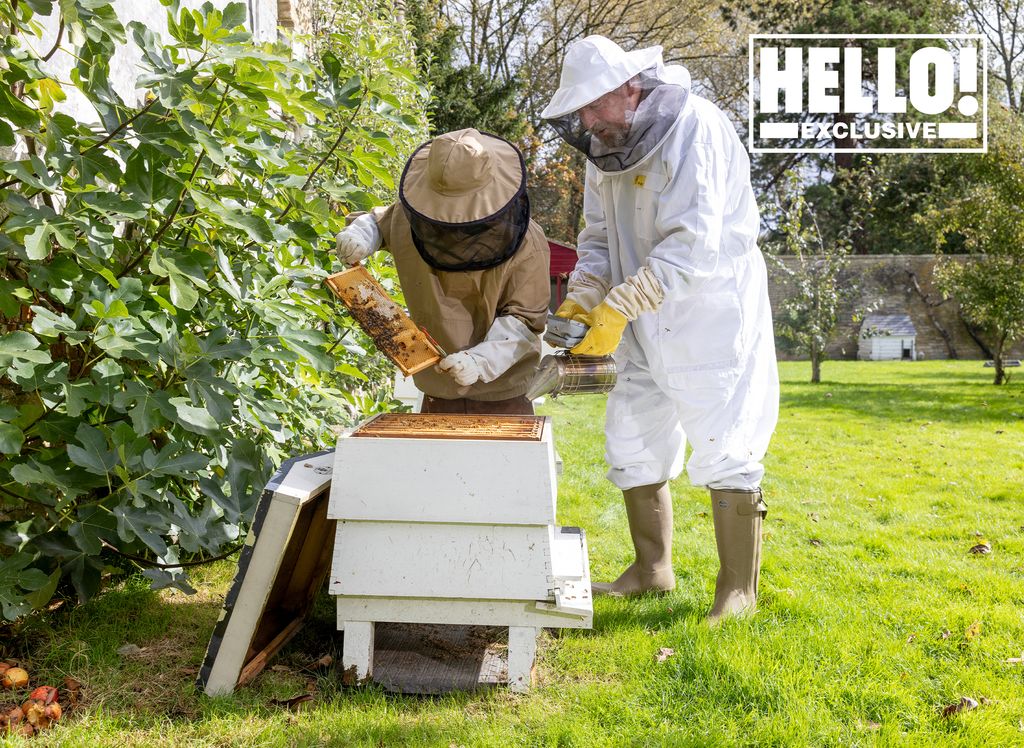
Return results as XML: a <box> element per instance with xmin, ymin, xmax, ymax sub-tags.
<box><xmin>328</xmin><ymin>413</ymin><xmax>592</xmax><ymax>692</ymax></box>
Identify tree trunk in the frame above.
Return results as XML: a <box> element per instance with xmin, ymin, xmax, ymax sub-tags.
<box><xmin>810</xmin><ymin>345</ymin><xmax>822</xmax><ymax>384</ymax></box>
<box><xmin>993</xmin><ymin>334</ymin><xmax>1006</xmax><ymax>385</ymax></box>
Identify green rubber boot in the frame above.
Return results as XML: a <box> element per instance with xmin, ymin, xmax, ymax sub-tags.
<box><xmin>707</xmin><ymin>488</ymin><xmax>768</xmax><ymax>623</ymax></box>
<box><xmin>592</xmin><ymin>482</ymin><xmax>676</xmax><ymax>596</ymax></box>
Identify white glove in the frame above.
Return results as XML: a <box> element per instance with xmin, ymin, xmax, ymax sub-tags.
<box><xmin>564</xmin><ymin>270</ymin><xmax>610</xmax><ymax>313</ymax></box>
<box><xmin>437</xmin><ymin>352</ymin><xmax>483</xmax><ymax>387</ymax></box>
<box><xmin>604</xmin><ymin>265</ymin><xmax>665</xmax><ymax>320</ymax></box>
<box><xmin>335</xmin><ymin>214</ymin><xmax>382</xmax><ymax>265</ymax></box>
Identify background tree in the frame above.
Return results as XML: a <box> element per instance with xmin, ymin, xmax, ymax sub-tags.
<box><xmin>405</xmin><ymin>0</ymin><xmax>529</xmax><ymax>137</ymax></box>
<box><xmin>765</xmin><ymin>171</ymin><xmax>876</xmax><ymax>383</ymax></box>
<box><xmin>0</xmin><ymin>0</ymin><xmax>427</xmax><ymax>619</ymax></box>
<box><xmin>921</xmin><ymin>104</ymin><xmax>1024</xmax><ymax>384</ymax></box>
<box><xmin>963</xmin><ymin>0</ymin><xmax>1024</xmax><ymax>112</ymax></box>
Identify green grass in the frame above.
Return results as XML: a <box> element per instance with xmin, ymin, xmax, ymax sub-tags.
<box><xmin>5</xmin><ymin>361</ymin><xmax>1024</xmax><ymax>747</ymax></box>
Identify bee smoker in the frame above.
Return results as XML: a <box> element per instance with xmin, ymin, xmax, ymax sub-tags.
<box><xmin>526</xmin><ymin>314</ymin><xmax>619</xmax><ymax>399</ymax></box>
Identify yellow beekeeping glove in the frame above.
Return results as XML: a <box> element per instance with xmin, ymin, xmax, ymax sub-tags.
<box><xmin>570</xmin><ymin>302</ymin><xmax>628</xmax><ymax>356</ymax></box>
<box><xmin>554</xmin><ymin>298</ymin><xmax>590</xmax><ymax>323</ymax></box>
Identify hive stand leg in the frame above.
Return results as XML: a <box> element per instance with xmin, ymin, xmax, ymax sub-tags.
<box><xmin>507</xmin><ymin>626</ymin><xmax>538</xmax><ymax>693</ymax></box>
<box><xmin>342</xmin><ymin>620</ymin><xmax>374</xmax><ymax>685</ymax></box>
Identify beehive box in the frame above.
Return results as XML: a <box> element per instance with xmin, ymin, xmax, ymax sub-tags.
<box><xmin>328</xmin><ymin>413</ymin><xmax>592</xmax><ymax>692</ymax></box>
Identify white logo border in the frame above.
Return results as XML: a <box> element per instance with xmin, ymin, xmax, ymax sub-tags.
<box><xmin>747</xmin><ymin>33</ymin><xmax>989</xmax><ymax>154</ymax></box>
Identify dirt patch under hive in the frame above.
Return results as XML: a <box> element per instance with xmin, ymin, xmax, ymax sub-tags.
<box><xmin>370</xmin><ymin>623</ymin><xmax>507</xmax><ymax>694</ymax></box>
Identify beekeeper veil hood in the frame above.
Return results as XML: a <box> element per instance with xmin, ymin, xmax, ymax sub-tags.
<box><xmin>542</xmin><ymin>36</ymin><xmax>690</xmax><ymax>173</ymax></box>
<box><xmin>399</xmin><ymin>129</ymin><xmax>530</xmax><ymax>272</ymax></box>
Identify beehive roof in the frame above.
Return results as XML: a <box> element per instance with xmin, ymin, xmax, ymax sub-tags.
<box><xmin>861</xmin><ymin>313</ymin><xmax>916</xmax><ymax>337</ymax></box>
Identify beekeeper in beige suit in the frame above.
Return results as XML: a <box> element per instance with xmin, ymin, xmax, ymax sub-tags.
<box><xmin>334</xmin><ymin>129</ymin><xmax>550</xmax><ymax>415</ymax></box>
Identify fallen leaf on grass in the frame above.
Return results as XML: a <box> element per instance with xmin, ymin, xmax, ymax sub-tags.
<box><xmin>270</xmin><ymin>693</ymin><xmax>314</xmax><ymax>712</ymax></box>
<box><xmin>1005</xmin><ymin>652</ymin><xmax>1024</xmax><ymax>665</ymax></box>
<box><xmin>62</xmin><ymin>677</ymin><xmax>81</xmax><ymax>707</ymax></box>
<box><xmin>856</xmin><ymin>719</ymin><xmax>881</xmax><ymax>731</ymax></box>
<box><xmin>808</xmin><ymin>513</ymin><xmax>819</xmax><ymax>523</ymax></box>
<box><xmin>941</xmin><ymin>696</ymin><xmax>978</xmax><ymax>719</ymax></box>
<box><xmin>809</xmin><ymin>538</ymin><xmax>822</xmax><ymax>547</ymax></box>
<box><xmin>313</xmin><ymin>655</ymin><xmax>333</xmax><ymax>668</ymax></box>
<box><xmin>969</xmin><ymin>541</ymin><xmax>992</xmax><ymax>555</ymax></box>
<box><xmin>940</xmin><ymin>629</ymin><xmax>951</xmax><ymax>640</ymax></box>
<box><xmin>906</xmin><ymin>634</ymin><xmax>917</xmax><ymax>644</ymax></box>
<box><xmin>655</xmin><ymin>648</ymin><xmax>674</xmax><ymax>663</ymax></box>
<box><xmin>965</xmin><ymin>621</ymin><xmax>982</xmax><ymax>641</ymax></box>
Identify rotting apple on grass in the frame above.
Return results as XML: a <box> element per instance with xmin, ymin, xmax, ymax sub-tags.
<box><xmin>22</xmin><ymin>685</ymin><xmax>61</xmax><ymax>733</ymax></box>
<box><xmin>1</xmin><ymin>666</ymin><xmax>29</xmax><ymax>690</ymax></box>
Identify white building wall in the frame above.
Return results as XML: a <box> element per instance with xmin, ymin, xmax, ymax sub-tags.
<box><xmin>31</xmin><ymin>0</ymin><xmax>280</xmax><ymax>124</ymax></box>
<box><xmin>863</xmin><ymin>336</ymin><xmax>915</xmax><ymax>361</ymax></box>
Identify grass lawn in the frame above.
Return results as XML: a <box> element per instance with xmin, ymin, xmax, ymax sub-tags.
<box><xmin>5</xmin><ymin>361</ymin><xmax>1024</xmax><ymax>747</ymax></box>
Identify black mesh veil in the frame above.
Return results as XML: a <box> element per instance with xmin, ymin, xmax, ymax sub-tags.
<box><xmin>404</xmin><ymin>192</ymin><xmax>531</xmax><ymax>272</ymax></box>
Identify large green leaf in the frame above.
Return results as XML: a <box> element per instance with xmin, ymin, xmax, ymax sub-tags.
<box><xmin>0</xmin><ymin>87</ymin><xmax>39</xmax><ymax>129</ymax></box>
<box><xmin>124</xmin><ymin>146</ymin><xmax>182</xmax><ymax>208</ymax></box>
<box><xmin>68</xmin><ymin>505</ymin><xmax>118</xmax><ymax>556</ymax></box>
<box><xmin>0</xmin><ymin>423</ymin><xmax>25</xmax><ymax>455</ymax></box>
<box><xmin>0</xmin><ymin>554</ymin><xmax>50</xmax><ymax>621</ymax></box>
<box><xmin>10</xmin><ymin>460</ymin><xmax>88</xmax><ymax>503</ymax></box>
<box><xmin>67</xmin><ymin>423</ymin><xmax>117</xmax><ymax>476</ymax></box>
<box><xmin>142</xmin><ymin>444</ymin><xmax>209</xmax><ymax>477</ymax></box>
<box><xmin>279</xmin><ymin>328</ymin><xmax>335</xmax><ymax>372</ymax></box>
<box><xmin>168</xmin><ymin>397</ymin><xmax>219</xmax><ymax>436</ymax></box>
<box><xmin>113</xmin><ymin>504</ymin><xmax>169</xmax><ymax>556</ymax></box>
<box><xmin>0</xmin><ymin>331</ymin><xmax>52</xmax><ymax>369</ymax></box>
<box><xmin>24</xmin><ymin>221</ymin><xmax>54</xmax><ymax>260</ymax></box>
<box><xmin>31</xmin><ymin>306</ymin><xmax>85</xmax><ymax>341</ymax></box>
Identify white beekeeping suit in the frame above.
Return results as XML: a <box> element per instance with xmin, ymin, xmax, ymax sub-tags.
<box><xmin>543</xmin><ymin>36</ymin><xmax>779</xmax><ymax>620</ymax></box>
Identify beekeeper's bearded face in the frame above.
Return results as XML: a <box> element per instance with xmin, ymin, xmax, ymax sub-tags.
<box><xmin>542</xmin><ymin>36</ymin><xmax>689</xmax><ymax>172</ymax></box>
<box><xmin>577</xmin><ymin>78</ymin><xmax>642</xmax><ymax>147</ymax></box>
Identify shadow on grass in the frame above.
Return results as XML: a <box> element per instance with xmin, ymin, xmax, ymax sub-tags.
<box><xmin>589</xmin><ymin>593</ymin><xmax>704</xmax><ymax>633</ymax></box>
<box><xmin>18</xmin><ymin>580</ymin><xmax>524</xmax><ymax>742</ymax></box>
<box><xmin>780</xmin><ymin>382</ymin><xmax>1023</xmax><ymax>425</ymax></box>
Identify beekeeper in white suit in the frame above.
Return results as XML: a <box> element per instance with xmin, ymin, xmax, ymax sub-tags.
<box><xmin>542</xmin><ymin>36</ymin><xmax>779</xmax><ymax>621</ymax></box>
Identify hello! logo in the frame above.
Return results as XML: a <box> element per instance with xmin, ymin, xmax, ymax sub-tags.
<box><xmin>748</xmin><ymin>34</ymin><xmax>987</xmax><ymax>153</ymax></box>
